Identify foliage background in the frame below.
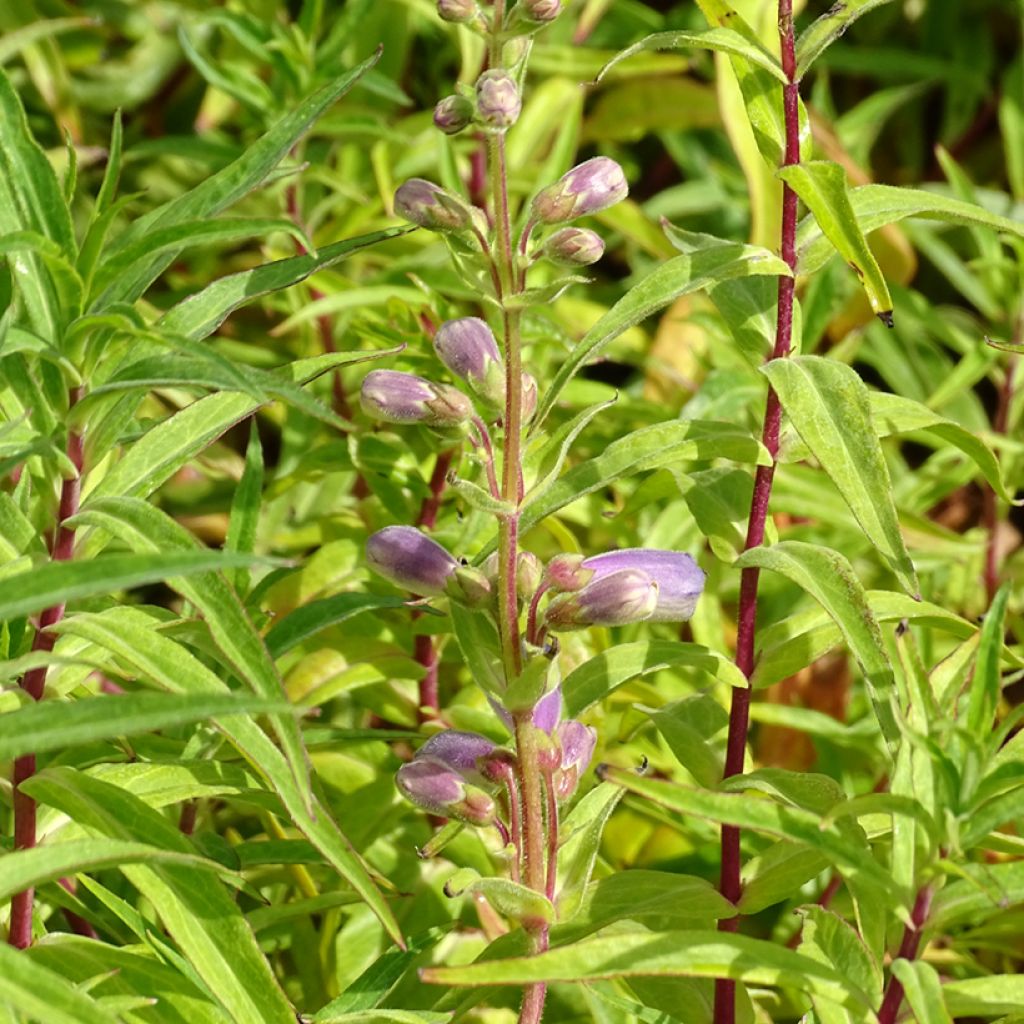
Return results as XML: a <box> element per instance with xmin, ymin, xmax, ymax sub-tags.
<box><xmin>1</xmin><ymin>0</ymin><xmax>1023</xmax><ymax>1022</ymax></box>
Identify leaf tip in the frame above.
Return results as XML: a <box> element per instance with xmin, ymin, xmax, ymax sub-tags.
<box><xmin>876</xmin><ymin>310</ymin><xmax>895</xmax><ymax>329</ymax></box>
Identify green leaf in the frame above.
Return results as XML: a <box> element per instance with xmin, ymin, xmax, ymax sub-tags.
<box><xmin>797</xmin><ymin>184</ymin><xmax>1024</xmax><ymax>277</ymax></box>
<box><xmin>158</xmin><ymin>227</ymin><xmax>411</xmax><ymax>341</ymax></box>
<box><xmin>0</xmin><ymin>17</ymin><xmax>95</xmax><ymax>65</ymax></box>
<box><xmin>795</xmin><ymin>0</ymin><xmax>899</xmax><ymax>80</ymax></box>
<box><xmin>968</xmin><ymin>583</ymin><xmax>1010</xmax><ymax>741</ymax></box>
<box><xmin>421</xmin><ymin>929</ymin><xmax>869</xmax><ymax>1010</ymax></box>
<box><xmin>107</xmin><ymin>50</ymin><xmax>382</xmax><ymax>303</ymax></box>
<box><xmin>740</xmin><ymin>842</ymin><xmax>829</xmax><ymax>915</ymax></box>
<box><xmin>598</xmin><ymin>29</ymin><xmax>787</xmax><ymax>84</ymax></box>
<box><xmin>735</xmin><ymin>541</ymin><xmax>898</xmax><ymax>740</ymax></box>
<box><xmin>0</xmin><ymin>838</ymin><xmax>238</xmax><ymax>903</ymax></box>
<box><xmin>799</xmin><ymin>906</ymin><xmax>883</xmax><ymax>1005</ymax></box>
<box><xmin>643</xmin><ymin>696</ymin><xmax>729</xmax><ymax>788</ymax></box>
<box><xmin>0</xmin><ymin>691</ymin><xmax>290</xmax><ymax>759</ymax></box>
<box><xmin>562</xmin><ymin>639</ymin><xmax>745</xmax><ymax>717</ymax></box>
<box><xmin>534</xmin><ymin>242</ymin><xmax>790</xmax><ymax>427</ymax></box>
<box><xmin>890</xmin><ymin>960</ymin><xmax>953</xmax><ymax>1024</ymax></box>
<box><xmin>22</xmin><ymin>768</ymin><xmax>297</xmax><ymax>1024</ymax></box>
<box><xmin>943</xmin><ymin>975</ymin><xmax>1024</xmax><ymax>1017</ymax></box>
<box><xmin>870</xmin><ymin>391</ymin><xmax>1013</xmax><ymax>502</ymax></box>
<box><xmin>999</xmin><ymin>55</ymin><xmax>1024</xmax><ymax>200</ymax></box>
<box><xmin>444</xmin><ymin>869</ymin><xmax>554</xmax><ymax>924</ymax></box>
<box><xmin>0</xmin><ymin>549</ymin><xmax>263</xmax><ymax>622</ymax></box>
<box><xmin>314</xmin><ymin>1014</ymin><xmax>452</xmax><ymax>1024</ymax></box>
<box><xmin>597</xmin><ymin>764</ymin><xmax>904</xmax><ymax>902</ymax></box>
<box><xmin>0</xmin><ymin>942</ymin><xmax>121</xmax><ymax>1024</ymax></box>
<box><xmin>52</xmin><ymin>607</ymin><xmax>403</xmax><ymax>947</ymax></box>
<box><xmin>778</xmin><ymin>161</ymin><xmax>893</xmax><ymax>322</ymax></box>
<box><xmin>762</xmin><ymin>356</ymin><xmax>918</xmax><ymax>595</ymax></box>
<box><xmin>226</xmin><ymin>420</ymin><xmax>264</xmax><ymax>594</ymax></box>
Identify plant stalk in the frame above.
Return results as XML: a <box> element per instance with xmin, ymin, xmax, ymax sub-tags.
<box><xmin>714</xmin><ymin>3</ymin><xmax>800</xmax><ymax>1020</ymax></box>
<box><xmin>877</xmin><ymin>883</ymin><xmax>934</xmax><ymax>1024</ymax></box>
<box><xmin>10</xmin><ymin>387</ymin><xmax>86</xmax><ymax>949</ymax></box>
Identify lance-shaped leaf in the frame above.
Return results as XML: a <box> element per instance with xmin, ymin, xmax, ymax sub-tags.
<box><xmin>890</xmin><ymin>960</ymin><xmax>953</xmax><ymax>1024</ymax></box>
<box><xmin>779</xmin><ymin>161</ymin><xmax>893</xmax><ymax>323</ymax></box>
<box><xmin>444</xmin><ymin>868</ymin><xmax>554</xmax><ymax>925</ymax></box>
<box><xmin>597</xmin><ymin>28</ymin><xmax>787</xmax><ymax>85</ymax></box>
<box><xmin>762</xmin><ymin>355</ymin><xmax>918</xmax><ymax>595</ymax></box>
<box><xmin>795</xmin><ymin>0</ymin><xmax>899</xmax><ymax>80</ymax></box>
<box><xmin>535</xmin><ymin>241</ymin><xmax>790</xmax><ymax>427</ymax></box>
<box><xmin>735</xmin><ymin>541</ymin><xmax>899</xmax><ymax>741</ymax></box>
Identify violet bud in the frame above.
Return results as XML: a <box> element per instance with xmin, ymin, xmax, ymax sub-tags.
<box><xmin>394</xmin><ymin>179</ymin><xmax>473</xmax><ymax>232</ymax></box>
<box><xmin>360</xmin><ymin>369</ymin><xmax>473</xmax><ymax>428</ymax></box>
<box><xmin>434</xmin><ymin>317</ymin><xmax>506</xmax><ymax>408</ymax></box>
<box><xmin>396</xmin><ymin>759</ymin><xmax>496</xmax><ymax>825</ymax></box>
<box><xmin>521</xmin><ymin>0</ymin><xmax>562</xmax><ymax>22</ymax></box>
<box><xmin>543</xmin><ymin>568</ymin><xmax>658</xmax><ymax>632</ymax></box>
<box><xmin>544</xmin><ymin>553</ymin><xmax>587</xmax><ymax>591</ymax></box>
<box><xmin>366</xmin><ymin>525</ymin><xmax>459</xmax><ymax>596</ymax></box>
<box><xmin>437</xmin><ymin>0</ymin><xmax>477</xmax><ymax>23</ymax></box>
<box><xmin>531</xmin><ymin>157</ymin><xmax>629</xmax><ymax>225</ymax></box>
<box><xmin>434</xmin><ymin>95</ymin><xmax>474</xmax><ymax>135</ymax></box>
<box><xmin>553</xmin><ymin>719</ymin><xmax>597</xmax><ymax>800</ymax></box>
<box><xmin>542</xmin><ymin>227</ymin><xmax>605</xmax><ymax>267</ymax></box>
<box><xmin>475</xmin><ymin>70</ymin><xmax>521</xmax><ymax>131</ymax></box>
<box><xmin>580</xmin><ymin>549</ymin><xmax>705</xmax><ymax>622</ymax></box>
<box><xmin>417</xmin><ymin>729</ymin><xmax>498</xmax><ymax>781</ymax></box>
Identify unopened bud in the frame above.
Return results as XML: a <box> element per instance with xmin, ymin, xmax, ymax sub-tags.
<box><xmin>360</xmin><ymin>369</ymin><xmax>472</xmax><ymax>428</ymax></box>
<box><xmin>434</xmin><ymin>317</ymin><xmax>505</xmax><ymax>408</ymax></box>
<box><xmin>517</xmin><ymin>550</ymin><xmax>543</xmax><ymax>602</ymax></box>
<box><xmin>437</xmin><ymin>0</ymin><xmax>477</xmax><ymax>22</ymax></box>
<box><xmin>396</xmin><ymin>759</ymin><xmax>495</xmax><ymax>825</ymax></box>
<box><xmin>434</xmin><ymin>95</ymin><xmax>474</xmax><ymax>135</ymax></box>
<box><xmin>531</xmin><ymin>157</ymin><xmax>628</xmax><ymax>225</ymax></box>
<box><xmin>394</xmin><ymin>179</ymin><xmax>473</xmax><ymax>232</ymax></box>
<box><xmin>366</xmin><ymin>525</ymin><xmax>458</xmax><ymax>596</ymax></box>
<box><xmin>475</xmin><ymin>70</ymin><xmax>521</xmax><ymax>131</ymax></box>
<box><xmin>522</xmin><ymin>0</ymin><xmax>562</xmax><ymax>22</ymax></box>
<box><xmin>544</xmin><ymin>553</ymin><xmax>588</xmax><ymax>591</ymax></box>
<box><xmin>544</xmin><ymin>568</ymin><xmax>657</xmax><ymax>631</ymax></box>
<box><xmin>580</xmin><ymin>549</ymin><xmax>705</xmax><ymax>622</ymax></box>
<box><xmin>417</xmin><ymin>729</ymin><xmax>498</xmax><ymax>781</ymax></box>
<box><xmin>543</xmin><ymin>227</ymin><xmax>605</xmax><ymax>267</ymax></box>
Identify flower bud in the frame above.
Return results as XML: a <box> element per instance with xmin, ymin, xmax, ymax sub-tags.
<box><xmin>516</xmin><ymin>550</ymin><xmax>543</xmax><ymax>602</ymax></box>
<box><xmin>580</xmin><ymin>549</ymin><xmax>705</xmax><ymax>622</ymax></box>
<box><xmin>394</xmin><ymin>179</ymin><xmax>474</xmax><ymax>232</ymax></box>
<box><xmin>437</xmin><ymin>0</ymin><xmax>477</xmax><ymax>22</ymax></box>
<box><xmin>434</xmin><ymin>317</ymin><xmax>505</xmax><ymax>408</ymax></box>
<box><xmin>434</xmin><ymin>95</ymin><xmax>474</xmax><ymax>135</ymax></box>
<box><xmin>475</xmin><ymin>70</ymin><xmax>521</xmax><ymax>131</ymax></box>
<box><xmin>553</xmin><ymin>719</ymin><xmax>597</xmax><ymax>800</ymax></box>
<box><xmin>543</xmin><ymin>568</ymin><xmax>658</xmax><ymax>632</ymax></box>
<box><xmin>418</xmin><ymin>729</ymin><xmax>498</xmax><ymax>781</ymax></box>
<box><xmin>396</xmin><ymin>759</ymin><xmax>496</xmax><ymax>825</ymax></box>
<box><xmin>544</xmin><ymin>553</ymin><xmax>587</xmax><ymax>591</ymax></box>
<box><xmin>531</xmin><ymin>157</ymin><xmax>629</xmax><ymax>225</ymax></box>
<box><xmin>521</xmin><ymin>0</ymin><xmax>562</xmax><ymax>22</ymax></box>
<box><xmin>366</xmin><ymin>525</ymin><xmax>459</xmax><ymax>596</ymax></box>
<box><xmin>445</xmin><ymin>564</ymin><xmax>493</xmax><ymax>608</ymax></box>
<box><xmin>542</xmin><ymin>227</ymin><xmax>605</xmax><ymax>267</ymax></box>
<box><xmin>360</xmin><ymin>370</ymin><xmax>473</xmax><ymax>428</ymax></box>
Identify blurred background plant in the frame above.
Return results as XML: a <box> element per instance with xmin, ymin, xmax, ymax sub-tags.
<box><xmin>1</xmin><ymin>0</ymin><xmax>1023</xmax><ymax>1022</ymax></box>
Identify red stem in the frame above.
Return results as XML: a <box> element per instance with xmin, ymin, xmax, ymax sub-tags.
<box><xmin>714</xmin><ymin>4</ymin><xmax>800</xmax><ymax>1021</ymax></box>
<box><xmin>877</xmin><ymin>884</ymin><xmax>934</xmax><ymax>1024</ymax></box>
<box><xmin>10</xmin><ymin>387</ymin><xmax>86</xmax><ymax>949</ymax></box>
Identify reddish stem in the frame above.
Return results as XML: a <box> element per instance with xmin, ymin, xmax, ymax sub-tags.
<box><xmin>714</xmin><ymin>4</ymin><xmax>800</xmax><ymax>1021</ymax></box>
<box><xmin>877</xmin><ymin>884</ymin><xmax>934</xmax><ymax>1024</ymax></box>
<box><xmin>10</xmin><ymin>387</ymin><xmax>85</xmax><ymax>949</ymax></box>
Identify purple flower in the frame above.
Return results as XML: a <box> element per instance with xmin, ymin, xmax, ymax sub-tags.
<box><xmin>360</xmin><ymin>369</ymin><xmax>472</xmax><ymax>427</ymax></box>
<box><xmin>394</xmin><ymin>179</ymin><xmax>473</xmax><ymax>232</ymax></box>
<box><xmin>434</xmin><ymin>317</ymin><xmax>505</xmax><ymax>407</ymax></box>
<box><xmin>434</xmin><ymin>95</ymin><xmax>473</xmax><ymax>135</ymax></box>
<box><xmin>417</xmin><ymin>729</ymin><xmax>497</xmax><ymax>781</ymax></box>
<box><xmin>542</xmin><ymin>227</ymin><xmax>605</xmax><ymax>266</ymax></box>
<box><xmin>475</xmin><ymin>70</ymin><xmax>521</xmax><ymax>131</ymax></box>
<box><xmin>437</xmin><ymin>0</ymin><xmax>476</xmax><ymax>23</ymax></box>
<box><xmin>531</xmin><ymin>157</ymin><xmax>628</xmax><ymax>225</ymax></box>
<box><xmin>553</xmin><ymin>719</ymin><xmax>597</xmax><ymax>800</ymax></box>
<box><xmin>488</xmin><ymin>684</ymin><xmax>563</xmax><ymax>735</ymax></box>
<box><xmin>366</xmin><ymin>526</ymin><xmax>459</xmax><ymax>596</ymax></box>
<box><xmin>543</xmin><ymin>568</ymin><xmax>658</xmax><ymax>632</ymax></box>
<box><xmin>580</xmin><ymin>549</ymin><xmax>705</xmax><ymax>623</ymax></box>
<box><xmin>396</xmin><ymin>759</ymin><xmax>495</xmax><ymax>825</ymax></box>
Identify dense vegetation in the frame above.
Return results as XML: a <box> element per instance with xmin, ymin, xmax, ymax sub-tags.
<box><xmin>1</xmin><ymin>1</ymin><xmax>1023</xmax><ymax>1022</ymax></box>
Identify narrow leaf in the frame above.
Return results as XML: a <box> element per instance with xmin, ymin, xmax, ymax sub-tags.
<box><xmin>795</xmin><ymin>0</ymin><xmax>899</xmax><ymax>79</ymax></box>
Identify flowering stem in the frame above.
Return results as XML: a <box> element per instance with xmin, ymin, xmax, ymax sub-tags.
<box><xmin>877</xmin><ymin>883</ymin><xmax>934</xmax><ymax>1024</ymax></box>
<box><xmin>10</xmin><ymin>386</ymin><xmax>85</xmax><ymax>949</ymax></box>
<box><xmin>714</xmin><ymin>3</ymin><xmax>799</xmax><ymax>1020</ymax></box>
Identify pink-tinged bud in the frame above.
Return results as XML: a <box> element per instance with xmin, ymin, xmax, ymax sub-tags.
<box><xmin>544</xmin><ymin>553</ymin><xmax>588</xmax><ymax>591</ymax></box>
<box><xmin>437</xmin><ymin>0</ymin><xmax>477</xmax><ymax>23</ymax></box>
<box><xmin>553</xmin><ymin>719</ymin><xmax>597</xmax><ymax>799</ymax></box>
<box><xmin>434</xmin><ymin>95</ymin><xmax>474</xmax><ymax>135</ymax></box>
<box><xmin>542</xmin><ymin>227</ymin><xmax>605</xmax><ymax>267</ymax></box>
<box><xmin>418</xmin><ymin>729</ymin><xmax>498</xmax><ymax>781</ymax></box>
<box><xmin>531</xmin><ymin>157</ymin><xmax>629</xmax><ymax>225</ymax></box>
<box><xmin>366</xmin><ymin>525</ymin><xmax>459</xmax><ymax>595</ymax></box>
<box><xmin>396</xmin><ymin>759</ymin><xmax>496</xmax><ymax>825</ymax></box>
<box><xmin>360</xmin><ymin>370</ymin><xmax>473</xmax><ymax>428</ymax></box>
<box><xmin>521</xmin><ymin>373</ymin><xmax>538</xmax><ymax>423</ymax></box>
<box><xmin>516</xmin><ymin>550</ymin><xmax>543</xmax><ymax>601</ymax></box>
<box><xmin>522</xmin><ymin>0</ymin><xmax>562</xmax><ymax>22</ymax></box>
<box><xmin>434</xmin><ymin>317</ymin><xmax>505</xmax><ymax>407</ymax></box>
<box><xmin>543</xmin><ymin>568</ymin><xmax>658</xmax><ymax>632</ymax></box>
<box><xmin>475</xmin><ymin>70</ymin><xmax>521</xmax><ymax>131</ymax></box>
<box><xmin>581</xmin><ymin>549</ymin><xmax>705</xmax><ymax>623</ymax></box>
<box><xmin>394</xmin><ymin>179</ymin><xmax>473</xmax><ymax>232</ymax></box>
